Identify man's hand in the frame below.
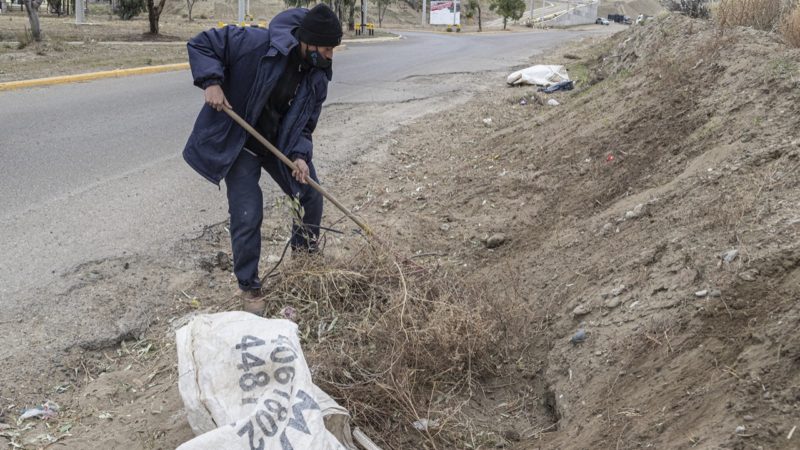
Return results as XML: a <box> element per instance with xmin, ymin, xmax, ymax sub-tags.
<box><xmin>292</xmin><ymin>158</ymin><xmax>310</xmax><ymax>184</ymax></box>
<box><xmin>204</xmin><ymin>85</ymin><xmax>231</xmax><ymax>112</ymax></box>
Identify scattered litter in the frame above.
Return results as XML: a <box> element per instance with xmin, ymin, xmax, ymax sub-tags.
<box><xmin>538</xmin><ymin>80</ymin><xmax>574</xmax><ymax>93</ymax></box>
<box><xmin>788</xmin><ymin>425</ymin><xmax>796</xmax><ymax>440</ymax></box>
<box><xmin>412</xmin><ymin>418</ymin><xmax>440</xmax><ymax>431</ymax></box>
<box><xmin>570</xmin><ymin>328</ymin><xmax>587</xmax><ymax>344</ymax></box>
<box><xmin>19</xmin><ymin>401</ymin><xmax>59</xmax><ymax>421</ymax></box>
<box><xmin>519</xmin><ymin>98</ymin><xmax>528</xmax><ymax>105</ymax></box>
<box><xmin>98</xmin><ymin>412</ymin><xmax>113</xmax><ymax>420</ymax></box>
<box><xmin>738</xmin><ymin>269</ymin><xmax>758</xmax><ymax>281</ymax></box>
<box><xmin>721</xmin><ymin>249</ymin><xmax>739</xmax><ymax>264</ymax></box>
<box><xmin>735</xmin><ymin>425</ymin><xmax>746</xmax><ymax>434</ymax></box>
<box><xmin>547</xmin><ymin>99</ymin><xmax>560</xmax><ymax>106</ymax></box>
<box><xmin>610</xmin><ymin>285</ymin><xmax>626</xmax><ymax>297</ymax></box>
<box><xmin>606</xmin><ymin>154</ymin><xmax>615</xmax><ymax>162</ymax></box>
<box><xmin>280</xmin><ymin>305</ymin><xmax>298</xmax><ymax>321</ymax></box>
<box><xmin>695</xmin><ymin>290</ymin><xmax>708</xmax><ymax>298</ymax></box>
<box><xmin>506</xmin><ymin>65</ymin><xmax>570</xmax><ymax>86</ymax></box>
<box><xmin>482</xmin><ymin>118</ymin><xmax>493</xmax><ymax>126</ymax></box>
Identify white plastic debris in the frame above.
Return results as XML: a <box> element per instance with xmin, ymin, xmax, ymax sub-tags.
<box><xmin>19</xmin><ymin>401</ymin><xmax>59</xmax><ymax>421</ymax></box>
<box><xmin>506</xmin><ymin>65</ymin><xmax>570</xmax><ymax>86</ymax></box>
<box><xmin>547</xmin><ymin>99</ymin><xmax>560</xmax><ymax>106</ymax></box>
<box><xmin>412</xmin><ymin>418</ymin><xmax>440</xmax><ymax>431</ymax></box>
<box><xmin>176</xmin><ymin>312</ymin><xmax>357</xmax><ymax>450</ymax></box>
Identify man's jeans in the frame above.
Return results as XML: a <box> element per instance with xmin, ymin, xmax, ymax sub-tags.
<box><xmin>224</xmin><ymin>149</ymin><xmax>322</xmax><ymax>291</ymax></box>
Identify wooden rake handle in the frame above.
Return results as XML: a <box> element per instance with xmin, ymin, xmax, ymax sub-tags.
<box><xmin>222</xmin><ymin>106</ymin><xmax>372</xmax><ymax>236</ymax></box>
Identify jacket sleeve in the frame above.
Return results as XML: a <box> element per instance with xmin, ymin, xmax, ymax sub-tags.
<box><xmin>289</xmin><ymin>83</ymin><xmax>327</xmax><ymax>162</ymax></box>
<box><xmin>187</xmin><ymin>26</ymin><xmax>249</xmax><ymax>89</ymax></box>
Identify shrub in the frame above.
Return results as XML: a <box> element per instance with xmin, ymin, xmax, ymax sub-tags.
<box><xmin>781</xmin><ymin>4</ymin><xmax>800</xmax><ymax>46</ymax></box>
<box><xmin>665</xmin><ymin>0</ymin><xmax>711</xmax><ymax>19</ymax></box>
<box><xmin>117</xmin><ymin>0</ymin><xmax>145</xmax><ymax>20</ymax></box>
<box><xmin>715</xmin><ymin>0</ymin><xmax>788</xmax><ymax>31</ymax></box>
<box><xmin>16</xmin><ymin>27</ymin><xmax>33</xmax><ymax>50</ymax></box>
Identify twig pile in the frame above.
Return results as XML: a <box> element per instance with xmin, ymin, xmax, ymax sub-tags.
<box><xmin>261</xmin><ymin>241</ymin><xmax>507</xmax><ymax>448</ymax></box>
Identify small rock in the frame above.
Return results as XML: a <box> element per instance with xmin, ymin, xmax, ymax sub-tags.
<box><xmin>439</xmin><ymin>223</ymin><xmax>451</xmax><ymax>232</ymax></box>
<box><xmin>625</xmin><ymin>210</ymin><xmax>636</xmax><ymax>220</ymax></box>
<box><xmin>572</xmin><ymin>305</ymin><xmax>591</xmax><ymax>317</ymax></box>
<box><xmin>695</xmin><ymin>290</ymin><xmax>708</xmax><ymax>298</ymax></box>
<box><xmin>721</xmin><ymin>249</ymin><xmax>739</xmax><ymax>264</ymax></box>
<box><xmin>604</xmin><ymin>296</ymin><xmax>622</xmax><ymax>308</ymax></box>
<box><xmin>743</xmin><ymin>415</ymin><xmax>755</xmax><ymax>422</ymax></box>
<box><xmin>710</xmin><ymin>289</ymin><xmax>722</xmax><ymax>298</ymax></box>
<box><xmin>735</xmin><ymin>425</ymin><xmax>746</xmax><ymax>434</ymax></box>
<box><xmin>482</xmin><ymin>118</ymin><xmax>493</xmax><ymax>126</ymax></box>
<box><xmin>547</xmin><ymin>99</ymin><xmax>560</xmax><ymax>106</ymax></box>
<box><xmin>486</xmin><ymin>233</ymin><xmax>507</xmax><ymax>249</ymax></box>
<box><xmin>602</xmin><ymin>222</ymin><xmax>613</xmax><ymax>234</ymax></box>
<box><xmin>570</xmin><ymin>328</ymin><xmax>586</xmax><ymax>344</ymax></box>
<box><xmin>738</xmin><ymin>269</ymin><xmax>758</xmax><ymax>281</ymax></box>
<box><xmin>610</xmin><ymin>285</ymin><xmax>626</xmax><ymax>297</ymax></box>
<box><xmin>594</xmin><ymin>350</ymin><xmax>602</xmax><ymax>356</ymax></box>
<box><xmin>632</xmin><ymin>203</ymin><xmax>644</xmax><ymax>215</ymax></box>
<box><xmin>502</xmin><ymin>430</ymin><xmax>521</xmax><ymax>442</ymax></box>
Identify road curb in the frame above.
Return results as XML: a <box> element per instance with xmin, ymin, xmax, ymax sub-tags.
<box><xmin>0</xmin><ymin>63</ymin><xmax>190</xmax><ymax>92</ymax></box>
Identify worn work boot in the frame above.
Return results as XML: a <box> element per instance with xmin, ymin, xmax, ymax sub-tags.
<box><xmin>238</xmin><ymin>288</ymin><xmax>267</xmax><ymax>316</ymax></box>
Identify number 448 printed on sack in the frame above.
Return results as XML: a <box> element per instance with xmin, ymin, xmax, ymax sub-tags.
<box><xmin>233</xmin><ymin>335</ymin><xmax>322</xmax><ymax>450</ymax></box>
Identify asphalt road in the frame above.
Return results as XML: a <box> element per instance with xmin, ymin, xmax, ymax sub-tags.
<box><xmin>0</xmin><ymin>29</ymin><xmax>602</xmax><ymax>303</ymax></box>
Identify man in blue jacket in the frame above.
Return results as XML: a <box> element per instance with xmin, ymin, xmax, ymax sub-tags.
<box><xmin>184</xmin><ymin>4</ymin><xmax>342</xmax><ymax>315</ymax></box>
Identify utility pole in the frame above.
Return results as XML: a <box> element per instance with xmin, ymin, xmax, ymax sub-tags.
<box><xmin>238</xmin><ymin>0</ymin><xmax>244</xmax><ymax>24</ymax></box>
<box><xmin>540</xmin><ymin>0</ymin><xmax>545</xmax><ymax>28</ymax></box>
<box><xmin>529</xmin><ymin>0</ymin><xmax>533</xmax><ymax>22</ymax></box>
<box><xmin>421</xmin><ymin>0</ymin><xmax>426</xmax><ymax>26</ymax></box>
<box><xmin>75</xmin><ymin>0</ymin><xmax>84</xmax><ymax>24</ymax></box>
<box><xmin>361</xmin><ymin>0</ymin><xmax>366</xmax><ymax>34</ymax></box>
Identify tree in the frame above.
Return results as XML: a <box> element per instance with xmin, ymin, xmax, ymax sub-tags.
<box><xmin>375</xmin><ymin>0</ymin><xmax>393</xmax><ymax>27</ymax></box>
<box><xmin>117</xmin><ymin>0</ymin><xmax>144</xmax><ymax>20</ymax></box>
<box><xmin>186</xmin><ymin>0</ymin><xmax>196</xmax><ymax>20</ymax></box>
<box><xmin>146</xmin><ymin>0</ymin><xmax>167</xmax><ymax>34</ymax></box>
<box><xmin>347</xmin><ymin>0</ymin><xmax>355</xmax><ymax>30</ymax></box>
<box><xmin>23</xmin><ymin>0</ymin><xmax>43</xmax><ymax>41</ymax></box>
<box><xmin>464</xmin><ymin>0</ymin><xmax>482</xmax><ymax>31</ymax></box>
<box><xmin>489</xmin><ymin>0</ymin><xmax>524</xmax><ymax>30</ymax></box>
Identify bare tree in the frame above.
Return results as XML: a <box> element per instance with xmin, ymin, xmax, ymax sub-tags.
<box><xmin>465</xmin><ymin>0</ymin><xmax>482</xmax><ymax>31</ymax></box>
<box><xmin>23</xmin><ymin>0</ymin><xmax>44</xmax><ymax>41</ymax></box>
<box><xmin>375</xmin><ymin>0</ymin><xmax>393</xmax><ymax>27</ymax></box>
<box><xmin>146</xmin><ymin>0</ymin><xmax>166</xmax><ymax>34</ymax></box>
<box><xmin>186</xmin><ymin>0</ymin><xmax>196</xmax><ymax>20</ymax></box>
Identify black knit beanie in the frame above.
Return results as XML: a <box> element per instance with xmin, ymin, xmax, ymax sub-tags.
<box><xmin>297</xmin><ymin>4</ymin><xmax>343</xmax><ymax>47</ymax></box>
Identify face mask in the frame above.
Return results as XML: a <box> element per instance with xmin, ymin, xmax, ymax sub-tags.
<box><xmin>305</xmin><ymin>49</ymin><xmax>332</xmax><ymax>70</ymax></box>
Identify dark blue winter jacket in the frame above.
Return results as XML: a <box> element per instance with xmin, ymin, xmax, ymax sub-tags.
<box><xmin>183</xmin><ymin>8</ymin><xmax>331</xmax><ymax>191</ymax></box>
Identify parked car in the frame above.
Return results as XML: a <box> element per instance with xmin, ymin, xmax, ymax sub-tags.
<box><xmin>596</xmin><ymin>17</ymin><xmax>610</xmax><ymax>25</ymax></box>
<box><xmin>607</xmin><ymin>14</ymin><xmax>631</xmax><ymax>24</ymax></box>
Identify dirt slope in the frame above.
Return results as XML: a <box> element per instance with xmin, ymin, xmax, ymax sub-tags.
<box><xmin>340</xmin><ymin>14</ymin><xmax>800</xmax><ymax>449</ymax></box>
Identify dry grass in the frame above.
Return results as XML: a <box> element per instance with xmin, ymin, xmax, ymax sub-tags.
<box><xmin>254</xmin><ymin>239</ymin><xmax>532</xmax><ymax>448</ymax></box>
<box><xmin>782</xmin><ymin>5</ymin><xmax>800</xmax><ymax>46</ymax></box>
<box><xmin>714</xmin><ymin>0</ymin><xmax>794</xmax><ymax>31</ymax></box>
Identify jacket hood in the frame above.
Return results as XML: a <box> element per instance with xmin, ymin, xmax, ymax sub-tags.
<box><xmin>268</xmin><ymin>8</ymin><xmax>306</xmax><ymax>56</ymax></box>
